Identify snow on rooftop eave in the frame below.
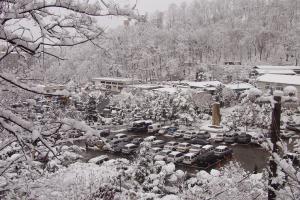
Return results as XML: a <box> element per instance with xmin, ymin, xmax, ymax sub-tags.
<box><xmin>254</xmin><ymin>65</ymin><xmax>300</xmax><ymax>70</ymax></box>
<box><xmin>181</xmin><ymin>81</ymin><xmax>223</xmax><ymax>88</ymax></box>
<box><xmin>127</xmin><ymin>84</ymin><xmax>162</xmax><ymax>90</ymax></box>
<box><xmin>256</xmin><ymin>74</ymin><xmax>300</xmax><ymax>86</ymax></box>
<box><xmin>225</xmin><ymin>83</ymin><xmax>254</xmax><ymax>90</ymax></box>
<box><xmin>92</xmin><ymin>77</ymin><xmax>135</xmax><ymax>83</ymax></box>
<box><xmin>255</xmin><ymin>69</ymin><xmax>296</xmax><ymax>75</ymax></box>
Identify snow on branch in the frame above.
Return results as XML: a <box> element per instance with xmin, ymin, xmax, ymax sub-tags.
<box><xmin>0</xmin><ymin>108</ymin><xmax>33</xmax><ymax>131</ymax></box>
<box><xmin>0</xmin><ymin>73</ymin><xmax>70</xmax><ymax>96</ymax></box>
<box><xmin>272</xmin><ymin>153</ymin><xmax>300</xmax><ymax>184</ymax></box>
<box><xmin>60</xmin><ymin>118</ymin><xmax>100</xmax><ymax>138</ymax></box>
<box><xmin>0</xmin><ymin>0</ymin><xmax>140</xmax><ymax>56</ymax></box>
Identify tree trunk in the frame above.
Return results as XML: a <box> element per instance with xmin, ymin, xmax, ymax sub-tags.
<box><xmin>268</xmin><ymin>96</ymin><xmax>281</xmax><ymax>200</ymax></box>
<box><xmin>259</xmin><ymin>48</ymin><xmax>263</xmax><ymax>61</ymax></box>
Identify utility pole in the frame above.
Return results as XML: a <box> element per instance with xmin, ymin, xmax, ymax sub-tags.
<box><xmin>268</xmin><ymin>95</ymin><xmax>281</xmax><ymax>200</ymax></box>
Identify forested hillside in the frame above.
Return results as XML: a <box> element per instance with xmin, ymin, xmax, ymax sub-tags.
<box><xmin>40</xmin><ymin>0</ymin><xmax>300</xmax><ymax>83</ymax></box>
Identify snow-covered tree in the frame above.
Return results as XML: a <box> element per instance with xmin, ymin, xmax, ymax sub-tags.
<box><xmin>0</xmin><ymin>0</ymin><xmax>139</xmax><ymax>185</ymax></box>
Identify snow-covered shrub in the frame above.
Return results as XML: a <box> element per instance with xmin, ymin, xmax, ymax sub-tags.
<box><xmin>283</xmin><ymin>86</ymin><xmax>297</xmax><ymax>97</ymax></box>
<box><xmin>247</xmin><ymin>88</ymin><xmax>262</xmax><ymax>102</ymax></box>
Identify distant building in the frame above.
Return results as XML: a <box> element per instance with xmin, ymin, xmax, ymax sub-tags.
<box><xmin>256</xmin><ymin>74</ymin><xmax>300</xmax><ymax>97</ymax></box>
<box><xmin>253</xmin><ymin>65</ymin><xmax>300</xmax><ymax>74</ymax></box>
<box><xmin>92</xmin><ymin>77</ymin><xmax>138</xmax><ymax>93</ymax></box>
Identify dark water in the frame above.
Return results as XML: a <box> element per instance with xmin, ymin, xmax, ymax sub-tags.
<box><xmin>230</xmin><ymin>144</ymin><xmax>269</xmax><ymax>172</ymax></box>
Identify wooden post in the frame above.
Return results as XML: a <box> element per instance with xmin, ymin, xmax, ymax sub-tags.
<box><xmin>268</xmin><ymin>96</ymin><xmax>281</xmax><ymax>200</ymax></box>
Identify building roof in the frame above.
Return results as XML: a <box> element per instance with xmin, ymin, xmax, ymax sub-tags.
<box><xmin>225</xmin><ymin>82</ymin><xmax>254</xmax><ymax>90</ymax></box>
<box><xmin>180</xmin><ymin>81</ymin><xmax>222</xmax><ymax>88</ymax></box>
<box><xmin>92</xmin><ymin>77</ymin><xmax>135</xmax><ymax>83</ymax></box>
<box><xmin>257</xmin><ymin>74</ymin><xmax>300</xmax><ymax>86</ymax></box>
<box><xmin>255</xmin><ymin>69</ymin><xmax>296</xmax><ymax>75</ymax></box>
<box><xmin>128</xmin><ymin>84</ymin><xmax>162</xmax><ymax>90</ymax></box>
<box><xmin>254</xmin><ymin>65</ymin><xmax>300</xmax><ymax>70</ymax></box>
<box><xmin>153</xmin><ymin>86</ymin><xmax>191</xmax><ymax>94</ymax></box>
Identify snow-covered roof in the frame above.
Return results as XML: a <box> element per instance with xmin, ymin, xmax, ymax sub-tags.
<box><xmin>180</xmin><ymin>81</ymin><xmax>222</xmax><ymax>88</ymax></box>
<box><xmin>202</xmin><ymin>145</ymin><xmax>213</xmax><ymax>149</ymax></box>
<box><xmin>254</xmin><ymin>65</ymin><xmax>300</xmax><ymax>70</ymax></box>
<box><xmin>124</xmin><ymin>143</ymin><xmax>136</xmax><ymax>148</ymax></box>
<box><xmin>169</xmin><ymin>151</ymin><xmax>181</xmax><ymax>155</ymax></box>
<box><xmin>184</xmin><ymin>152</ymin><xmax>196</xmax><ymax>157</ymax></box>
<box><xmin>88</xmin><ymin>155</ymin><xmax>108</xmax><ymax>163</ymax></box>
<box><xmin>128</xmin><ymin>84</ymin><xmax>162</xmax><ymax>90</ymax></box>
<box><xmin>255</xmin><ymin>69</ymin><xmax>296</xmax><ymax>75</ymax></box>
<box><xmin>166</xmin><ymin>141</ymin><xmax>177</xmax><ymax>145</ymax></box>
<box><xmin>151</xmin><ymin>147</ymin><xmax>162</xmax><ymax>150</ymax></box>
<box><xmin>115</xmin><ymin>133</ymin><xmax>126</xmax><ymax>137</ymax></box>
<box><xmin>133</xmin><ymin>120</ymin><xmax>146</xmax><ymax>124</ymax></box>
<box><xmin>226</xmin><ymin>82</ymin><xmax>254</xmax><ymax>90</ymax></box>
<box><xmin>191</xmin><ymin>144</ymin><xmax>202</xmax><ymax>148</ymax></box>
<box><xmin>92</xmin><ymin>77</ymin><xmax>134</xmax><ymax>83</ymax></box>
<box><xmin>161</xmin><ymin>149</ymin><xmax>171</xmax><ymax>153</ymax></box>
<box><xmin>153</xmin><ymin>86</ymin><xmax>179</xmax><ymax>94</ymax></box>
<box><xmin>216</xmin><ymin>146</ymin><xmax>228</xmax><ymax>150</ymax></box>
<box><xmin>152</xmin><ymin>140</ymin><xmax>164</xmax><ymax>145</ymax></box>
<box><xmin>145</xmin><ymin>136</ymin><xmax>156</xmax><ymax>140</ymax></box>
<box><xmin>178</xmin><ymin>142</ymin><xmax>189</xmax><ymax>145</ymax></box>
<box><xmin>257</xmin><ymin>74</ymin><xmax>300</xmax><ymax>86</ymax></box>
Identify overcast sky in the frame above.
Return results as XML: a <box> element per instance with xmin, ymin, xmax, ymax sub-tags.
<box><xmin>103</xmin><ymin>0</ymin><xmax>194</xmax><ymax>28</ymax></box>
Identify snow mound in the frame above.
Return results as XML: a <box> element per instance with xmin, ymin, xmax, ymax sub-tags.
<box><xmin>197</xmin><ymin>170</ymin><xmax>212</xmax><ymax>180</ymax></box>
<box><xmin>0</xmin><ymin>177</ymin><xmax>7</xmax><ymax>188</ymax></box>
<box><xmin>210</xmin><ymin>169</ymin><xmax>221</xmax><ymax>177</ymax></box>
<box><xmin>160</xmin><ymin>194</ymin><xmax>180</xmax><ymax>200</ymax></box>
<box><xmin>250</xmin><ymin>173</ymin><xmax>263</xmax><ymax>180</ymax></box>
